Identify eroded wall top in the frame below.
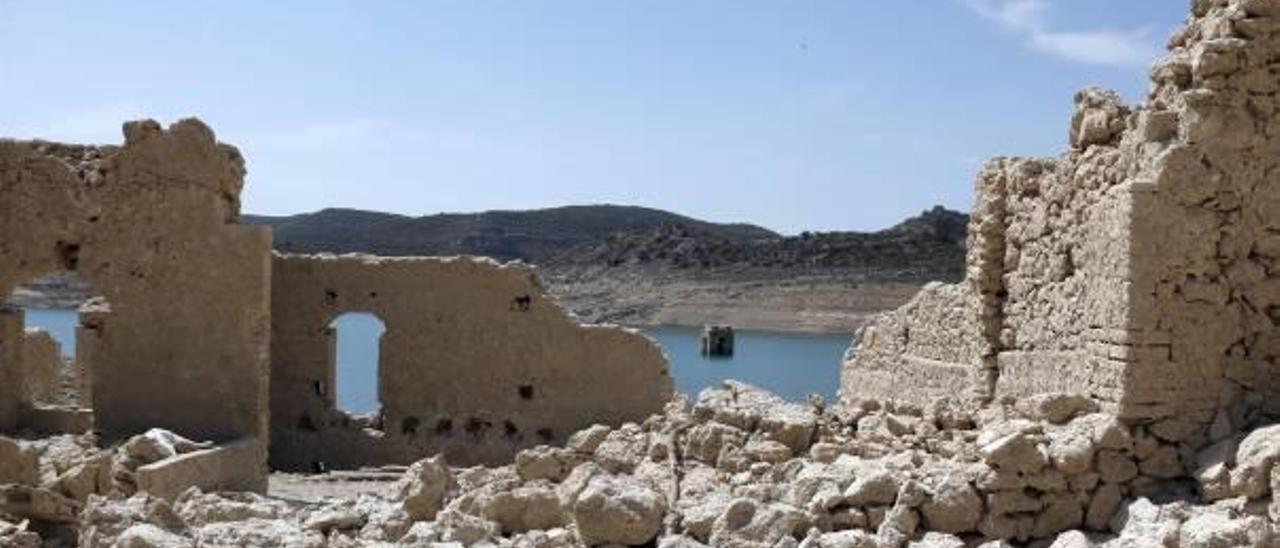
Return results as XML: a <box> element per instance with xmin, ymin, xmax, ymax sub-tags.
<box><xmin>842</xmin><ymin>0</ymin><xmax>1280</xmax><ymax>438</ymax></box>
<box><xmin>270</xmin><ymin>253</ymin><xmax>673</xmax><ymax>470</ymax></box>
<box><xmin>0</xmin><ymin>119</ymin><xmax>271</xmax><ymax>443</ymax></box>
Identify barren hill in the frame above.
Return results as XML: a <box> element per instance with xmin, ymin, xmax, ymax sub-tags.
<box><xmin>243</xmin><ymin>205</ymin><xmax>778</xmax><ymax>262</ymax></box>
<box><xmin>542</xmin><ymin>206</ymin><xmax>967</xmax><ymax>331</ymax></box>
<box><xmin>252</xmin><ymin>204</ymin><xmax>972</xmax><ymax>332</ymax></box>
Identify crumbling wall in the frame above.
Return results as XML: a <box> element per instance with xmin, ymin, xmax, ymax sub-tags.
<box><xmin>843</xmin><ymin>0</ymin><xmax>1280</xmax><ymax>440</ymax></box>
<box><xmin>0</xmin><ymin>308</ymin><xmax>20</xmax><ymax>431</ymax></box>
<box><xmin>269</xmin><ymin>253</ymin><xmax>673</xmax><ymax>471</ymax></box>
<box><xmin>838</xmin><ymin>282</ymin><xmax>988</xmax><ymax>407</ymax></box>
<box><xmin>20</xmin><ymin>328</ymin><xmax>61</xmax><ymax>406</ymax></box>
<box><xmin>0</xmin><ymin>120</ymin><xmax>271</xmax><ymax>463</ymax></box>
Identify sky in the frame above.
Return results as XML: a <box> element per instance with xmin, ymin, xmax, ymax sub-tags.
<box><xmin>0</xmin><ymin>1</ymin><xmax>1186</xmax><ymax>234</ymax></box>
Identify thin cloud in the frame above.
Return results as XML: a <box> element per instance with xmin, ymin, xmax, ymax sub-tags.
<box><xmin>962</xmin><ymin>0</ymin><xmax>1158</xmax><ymax>69</ymax></box>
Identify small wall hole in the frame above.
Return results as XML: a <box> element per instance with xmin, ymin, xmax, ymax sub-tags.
<box><xmin>402</xmin><ymin>416</ymin><xmax>420</xmax><ymax>435</ymax></box>
<box><xmin>435</xmin><ymin>418</ymin><xmax>453</xmax><ymax>435</ymax></box>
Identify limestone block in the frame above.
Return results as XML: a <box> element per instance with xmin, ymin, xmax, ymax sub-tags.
<box><xmin>134</xmin><ymin>438</ymin><xmax>264</xmax><ymax>502</ymax></box>
<box><xmin>397</xmin><ymin>455</ymin><xmax>455</xmax><ymax>522</ymax></box>
<box><xmin>569</xmin><ymin>473</ymin><xmax>666</xmax><ymax>546</ymax></box>
<box><xmin>0</xmin><ymin>436</ymin><xmax>39</xmax><ymax>487</ymax></box>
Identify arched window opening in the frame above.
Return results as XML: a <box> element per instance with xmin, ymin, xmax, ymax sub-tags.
<box><xmin>4</xmin><ymin>271</ymin><xmax>107</xmax><ymax>408</ymax></box>
<box><xmin>329</xmin><ymin>312</ymin><xmax>386</xmax><ymax>418</ymax></box>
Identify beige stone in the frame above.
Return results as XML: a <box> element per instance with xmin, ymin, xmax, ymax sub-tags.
<box><xmin>919</xmin><ymin>474</ymin><xmax>981</xmax><ymax>534</ymax></box>
<box><xmin>1228</xmin><ymin>423</ymin><xmax>1280</xmax><ymax>499</ymax></box>
<box><xmin>840</xmin><ymin>0</ymin><xmax>1280</xmax><ymax>447</ymax></box>
<box><xmin>568</xmin><ymin>473</ymin><xmax>666</xmax><ymax>546</ymax></box>
<box><xmin>398</xmin><ymin>456</ymin><xmax>455</xmax><ymax>522</ymax></box>
<box><xmin>0</xmin><ymin>436</ymin><xmax>38</xmax><ymax>487</ymax></box>
<box><xmin>268</xmin><ymin>253</ymin><xmax>672</xmax><ymax>470</ymax></box>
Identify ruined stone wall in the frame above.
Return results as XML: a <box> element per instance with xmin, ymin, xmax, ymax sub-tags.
<box><xmin>269</xmin><ymin>253</ymin><xmax>673</xmax><ymax>471</ymax></box>
<box><xmin>0</xmin><ymin>120</ymin><xmax>272</xmax><ymax>450</ymax></box>
<box><xmin>0</xmin><ymin>308</ymin><xmax>20</xmax><ymax>430</ymax></box>
<box><xmin>838</xmin><ymin>282</ymin><xmax>988</xmax><ymax>407</ymax></box>
<box><xmin>843</xmin><ymin>0</ymin><xmax>1280</xmax><ymax>439</ymax></box>
<box><xmin>20</xmin><ymin>328</ymin><xmax>61</xmax><ymax>406</ymax></box>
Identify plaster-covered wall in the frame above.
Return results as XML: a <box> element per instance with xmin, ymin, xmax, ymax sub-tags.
<box><xmin>0</xmin><ymin>119</ymin><xmax>271</xmax><ymax>449</ymax></box>
<box><xmin>842</xmin><ymin>0</ymin><xmax>1280</xmax><ymax>440</ymax></box>
<box><xmin>269</xmin><ymin>253</ymin><xmax>673</xmax><ymax>471</ymax></box>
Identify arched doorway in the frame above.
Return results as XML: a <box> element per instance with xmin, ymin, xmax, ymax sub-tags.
<box><xmin>328</xmin><ymin>312</ymin><xmax>387</xmax><ymax>417</ymax></box>
<box><xmin>3</xmin><ymin>271</ymin><xmax>107</xmax><ymax>408</ymax></box>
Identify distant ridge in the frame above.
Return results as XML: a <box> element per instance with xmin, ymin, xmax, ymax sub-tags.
<box><xmin>243</xmin><ymin>205</ymin><xmax>779</xmax><ymax>262</ymax></box>
<box><xmin>546</xmin><ymin>205</ymin><xmax>968</xmax><ymax>276</ymax></box>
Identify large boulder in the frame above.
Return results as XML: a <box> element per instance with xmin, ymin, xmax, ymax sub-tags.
<box><xmin>0</xmin><ymin>437</ymin><xmax>39</xmax><ymax>487</ymax></box>
<box><xmin>0</xmin><ymin>485</ymin><xmax>81</xmax><ymax>524</ymax></box>
<box><xmin>1178</xmin><ymin>512</ymin><xmax>1271</xmax><ymax>548</ymax></box>
<box><xmin>978</xmin><ymin>421</ymin><xmax>1047</xmax><ymax>474</ymax></box>
<box><xmin>566</xmin><ymin>425</ymin><xmax>612</xmax><ymax>455</ymax></box>
<box><xmin>113</xmin><ymin>524</ymin><xmax>193</xmax><ymax>548</ymax></box>
<box><xmin>708</xmin><ymin>498</ymin><xmax>806</xmax><ymax>548</ymax></box>
<box><xmin>568</xmin><ymin>473</ymin><xmax>667</xmax><ymax>546</ymax></box>
<box><xmin>397</xmin><ymin>456</ymin><xmax>456</xmax><ymax>522</ymax></box>
<box><xmin>515</xmin><ymin>446</ymin><xmax>579</xmax><ymax>483</ymax></box>
<box><xmin>79</xmin><ymin>494</ymin><xmax>188</xmax><ymax>548</ymax></box>
<box><xmin>1229</xmin><ymin>424</ymin><xmax>1280</xmax><ymax>499</ymax></box>
<box><xmin>174</xmin><ymin>490</ymin><xmax>295</xmax><ymax>526</ymax></box>
<box><xmin>192</xmin><ymin>518</ymin><xmax>324</xmax><ymax>548</ymax></box>
<box><xmin>480</xmin><ymin>484</ymin><xmax>564</xmax><ymax>534</ymax></box>
<box><xmin>919</xmin><ymin>473</ymin><xmax>981</xmax><ymax>534</ymax></box>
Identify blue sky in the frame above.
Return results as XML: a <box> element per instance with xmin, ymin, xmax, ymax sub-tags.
<box><xmin>0</xmin><ymin>1</ymin><xmax>1185</xmax><ymax>233</ymax></box>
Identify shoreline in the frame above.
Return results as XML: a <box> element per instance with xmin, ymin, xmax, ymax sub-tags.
<box><xmin>623</xmin><ymin>319</ymin><xmax>858</xmax><ymax>337</ymax></box>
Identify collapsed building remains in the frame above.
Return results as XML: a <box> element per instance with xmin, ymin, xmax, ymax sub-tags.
<box><xmin>845</xmin><ymin>0</ymin><xmax>1280</xmax><ymax>440</ymax></box>
<box><xmin>270</xmin><ymin>253</ymin><xmax>672</xmax><ymax>471</ymax></box>
<box><xmin>0</xmin><ymin>119</ymin><xmax>673</xmax><ymax>493</ymax></box>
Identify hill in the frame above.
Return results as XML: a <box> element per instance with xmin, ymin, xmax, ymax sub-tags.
<box><xmin>540</xmin><ymin>206</ymin><xmax>968</xmax><ymax>331</ymax></box>
<box><xmin>546</xmin><ymin>205</ymin><xmax>966</xmax><ymax>276</ymax></box>
<box><xmin>243</xmin><ymin>205</ymin><xmax>778</xmax><ymax>262</ymax></box>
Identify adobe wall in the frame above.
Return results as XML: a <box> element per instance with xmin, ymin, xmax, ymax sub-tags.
<box><xmin>269</xmin><ymin>253</ymin><xmax>673</xmax><ymax>471</ymax></box>
<box><xmin>0</xmin><ymin>119</ymin><xmax>272</xmax><ymax>450</ymax></box>
<box><xmin>843</xmin><ymin>0</ymin><xmax>1280</xmax><ymax>440</ymax></box>
<box><xmin>21</xmin><ymin>328</ymin><xmax>61</xmax><ymax>406</ymax></box>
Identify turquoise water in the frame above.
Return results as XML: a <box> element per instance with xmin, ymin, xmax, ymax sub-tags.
<box><xmin>18</xmin><ymin>310</ymin><xmax>853</xmax><ymax>412</ymax></box>
<box><xmin>640</xmin><ymin>325</ymin><xmax>850</xmax><ymax>403</ymax></box>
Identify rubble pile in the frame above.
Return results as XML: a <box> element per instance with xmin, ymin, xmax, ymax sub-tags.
<box><xmin>2</xmin><ymin>382</ymin><xmax>1275</xmax><ymax>547</ymax></box>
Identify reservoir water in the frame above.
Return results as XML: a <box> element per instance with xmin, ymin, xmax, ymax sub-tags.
<box><xmin>640</xmin><ymin>325</ymin><xmax>849</xmax><ymax>403</ymax></box>
<box><xmin>19</xmin><ymin>309</ymin><xmax>852</xmax><ymax>413</ymax></box>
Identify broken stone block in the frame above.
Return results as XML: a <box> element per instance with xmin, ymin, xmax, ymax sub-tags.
<box><xmin>0</xmin><ymin>437</ymin><xmax>39</xmax><ymax>487</ymax></box>
<box><xmin>569</xmin><ymin>473</ymin><xmax>666</xmax><ymax>546</ymax></box>
<box><xmin>0</xmin><ymin>485</ymin><xmax>81</xmax><ymax>524</ymax></box>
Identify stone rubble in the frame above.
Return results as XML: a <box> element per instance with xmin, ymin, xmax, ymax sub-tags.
<box><xmin>0</xmin><ymin>381</ymin><xmax>1266</xmax><ymax>547</ymax></box>
<box><xmin>6</xmin><ymin>1</ymin><xmax>1280</xmax><ymax>547</ymax></box>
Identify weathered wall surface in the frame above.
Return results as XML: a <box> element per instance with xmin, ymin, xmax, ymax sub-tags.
<box><xmin>839</xmin><ymin>282</ymin><xmax>988</xmax><ymax>407</ymax></box>
<box><xmin>270</xmin><ymin>253</ymin><xmax>673</xmax><ymax>471</ymax></box>
<box><xmin>842</xmin><ymin>0</ymin><xmax>1280</xmax><ymax>439</ymax></box>
<box><xmin>0</xmin><ymin>119</ymin><xmax>271</xmax><ymax>452</ymax></box>
<box><xmin>0</xmin><ymin>308</ymin><xmax>21</xmax><ymax>430</ymax></box>
<box><xmin>20</xmin><ymin>328</ymin><xmax>61</xmax><ymax>406</ymax></box>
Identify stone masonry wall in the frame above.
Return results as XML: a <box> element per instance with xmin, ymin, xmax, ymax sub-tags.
<box><xmin>20</xmin><ymin>328</ymin><xmax>61</xmax><ymax>407</ymax></box>
<box><xmin>269</xmin><ymin>253</ymin><xmax>673</xmax><ymax>471</ymax></box>
<box><xmin>0</xmin><ymin>119</ymin><xmax>272</xmax><ymax>454</ymax></box>
<box><xmin>843</xmin><ymin>0</ymin><xmax>1280</xmax><ymax>444</ymax></box>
